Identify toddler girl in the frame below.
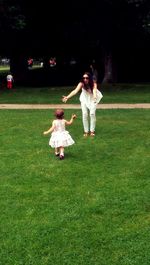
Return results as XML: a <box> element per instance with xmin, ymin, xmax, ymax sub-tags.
<box><xmin>43</xmin><ymin>109</ymin><xmax>76</xmax><ymax>159</ymax></box>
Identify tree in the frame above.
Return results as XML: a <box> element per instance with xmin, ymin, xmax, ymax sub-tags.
<box><xmin>102</xmin><ymin>0</ymin><xmax>150</xmax><ymax>82</ymax></box>
<box><xmin>0</xmin><ymin>0</ymin><xmax>28</xmax><ymax>79</ymax></box>
<box><xmin>0</xmin><ymin>0</ymin><xmax>150</xmax><ymax>83</ymax></box>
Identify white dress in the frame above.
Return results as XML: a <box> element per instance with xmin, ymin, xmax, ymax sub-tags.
<box><xmin>79</xmin><ymin>88</ymin><xmax>103</xmax><ymax>109</ymax></box>
<box><xmin>49</xmin><ymin>119</ymin><xmax>75</xmax><ymax>148</ymax></box>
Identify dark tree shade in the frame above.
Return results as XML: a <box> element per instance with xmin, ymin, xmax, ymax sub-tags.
<box><xmin>0</xmin><ymin>0</ymin><xmax>149</xmax><ymax>82</ymax></box>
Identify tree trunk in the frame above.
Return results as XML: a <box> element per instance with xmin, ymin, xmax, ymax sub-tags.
<box><xmin>10</xmin><ymin>54</ymin><xmax>28</xmax><ymax>84</ymax></box>
<box><xmin>102</xmin><ymin>53</ymin><xmax>112</xmax><ymax>83</ymax></box>
<box><xmin>102</xmin><ymin>53</ymin><xmax>117</xmax><ymax>84</ymax></box>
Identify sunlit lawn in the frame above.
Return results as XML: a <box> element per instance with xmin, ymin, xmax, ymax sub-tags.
<box><xmin>0</xmin><ymin>108</ymin><xmax>150</xmax><ymax>265</ymax></box>
<box><xmin>0</xmin><ymin>66</ymin><xmax>150</xmax><ymax>104</ymax></box>
<box><xmin>0</xmin><ymin>83</ymin><xmax>150</xmax><ymax>104</ymax></box>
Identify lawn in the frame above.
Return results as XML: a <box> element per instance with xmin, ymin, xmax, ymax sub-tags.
<box><xmin>0</xmin><ymin>109</ymin><xmax>150</xmax><ymax>265</ymax></box>
<box><xmin>0</xmin><ymin>83</ymin><xmax>150</xmax><ymax>104</ymax></box>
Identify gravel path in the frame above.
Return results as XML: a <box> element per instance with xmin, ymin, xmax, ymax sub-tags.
<box><xmin>0</xmin><ymin>103</ymin><xmax>150</xmax><ymax>109</ymax></box>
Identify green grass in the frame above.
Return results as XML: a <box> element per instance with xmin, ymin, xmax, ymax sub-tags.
<box><xmin>0</xmin><ymin>83</ymin><xmax>150</xmax><ymax>104</ymax></box>
<box><xmin>0</xmin><ymin>65</ymin><xmax>10</xmax><ymax>71</ymax></box>
<box><xmin>0</xmin><ymin>109</ymin><xmax>150</xmax><ymax>265</ymax></box>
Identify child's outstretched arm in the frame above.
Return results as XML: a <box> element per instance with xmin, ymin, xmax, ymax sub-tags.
<box><xmin>65</xmin><ymin>114</ymin><xmax>77</xmax><ymax>125</ymax></box>
<box><xmin>43</xmin><ymin>121</ymin><xmax>55</xmax><ymax>135</ymax></box>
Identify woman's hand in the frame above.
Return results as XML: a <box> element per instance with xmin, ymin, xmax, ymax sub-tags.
<box><xmin>62</xmin><ymin>96</ymin><xmax>68</xmax><ymax>103</ymax></box>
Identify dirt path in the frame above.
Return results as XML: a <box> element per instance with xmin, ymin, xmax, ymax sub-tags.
<box><xmin>0</xmin><ymin>103</ymin><xmax>150</xmax><ymax>109</ymax></box>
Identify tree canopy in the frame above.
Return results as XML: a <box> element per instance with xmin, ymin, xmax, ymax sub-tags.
<box><xmin>0</xmin><ymin>0</ymin><xmax>150</xmax><ymax>82</ymax></box>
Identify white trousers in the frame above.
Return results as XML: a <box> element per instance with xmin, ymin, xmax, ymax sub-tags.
<box><xmin>81</xmin><ymin>102</ymin><xmax>97</xmax><ymax>133</ymax></box>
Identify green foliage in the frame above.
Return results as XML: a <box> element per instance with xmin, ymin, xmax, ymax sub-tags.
<box><xmin>0</xmin><ymin>0</ymin><xmax>26</xmax><ymax>32</ymax></box>
<box><xmin>126</xmin><ymin>0</ymin><xmax>150</xmax><ymax>33</ymax></box>
<box><xmin>0</xmin><ymin>0</ymin><xmax>150</xmax><ymax>55</ymax></box>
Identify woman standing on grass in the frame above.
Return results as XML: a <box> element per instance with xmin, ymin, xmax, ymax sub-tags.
<box><xmin>62</xmin><ymin>72</ymin><xmax>103</xmax><ymax>137</ymax></box>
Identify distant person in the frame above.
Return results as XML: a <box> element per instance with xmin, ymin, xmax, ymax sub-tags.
<box><xmin>70</xmin><ymin>58</ymin><xmax>77</xmax><ymax>65</ymax></box>
<box><xmin>28</xmin><ymin>58</ymin><xmax>33</xmax><ymax>68</ymax></box>
<box><xmin>6</xmin><ymin>73</ymin><xmax>14</xmax><ymax>89</ymax></box>
<box><xmin>62</xmin><ymin>72</ymin><xmax>103</xmax><ymax>137</ymax></box>
<box><xmin>49</xmin><ymin>57</ymin><xmax>56</xmax><ymax>67</ymax></box>
<box><xmin>43</xmin><ymin>109</ymin><xmax>76</xmax><ymax>160</ymax></box>
<box><xmin>90</xmin><ymin>63</ymin><xmax>98</xmax><ymax>82</ymax></box>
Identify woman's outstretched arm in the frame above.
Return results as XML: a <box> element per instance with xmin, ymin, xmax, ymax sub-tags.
<box><xmin>62</xmin><ymin>82</ymin><xmax>82</xmax><ymax>103</ymax></box>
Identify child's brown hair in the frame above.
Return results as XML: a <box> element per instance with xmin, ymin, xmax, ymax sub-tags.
<box><xmin>55</xmin><ymin>109</ymin><xmax>64</xmax><ymax>119</ymax></box>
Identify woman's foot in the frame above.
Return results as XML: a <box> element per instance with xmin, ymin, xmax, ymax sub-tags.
<box><xmin>90</xmin><ymin>132</ymin><xmax>95</xmax><ymax>137</ymax></box>
<box><xmin>83</xmin><ymin>132</ymin><xmax>89</xmax><ymax>137</ymax></box>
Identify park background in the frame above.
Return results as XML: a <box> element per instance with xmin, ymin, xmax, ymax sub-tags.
<box><xmin>0</xmin><ymin>1</ymin><xmax>150</xmax><ymax>265</ymax></box>
<box><xmin>0</xmin><ymin>0</ymin><xmax>150</xmax><ymax>86</ymax></box>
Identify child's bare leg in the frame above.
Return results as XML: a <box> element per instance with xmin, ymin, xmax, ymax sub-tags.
<box><xmin>59</xmin><ymin>146</ymin><xmax>64</xmax><ymax>159</ymax></box>
<box><xmin>55</xmin><ymin>148</ymin><xmax>59</xmax><ymax>156</ymax></box>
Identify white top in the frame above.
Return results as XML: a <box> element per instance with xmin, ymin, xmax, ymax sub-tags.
<box><xmin>79</xmin><ymin>88</ymin><xmax>103</xmax><ymax>109</ymax></box>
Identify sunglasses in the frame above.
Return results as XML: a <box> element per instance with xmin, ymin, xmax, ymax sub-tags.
<box><xmin>83</xmin><ymin>76</ymin><xmax>89</xmax><ymax>80</ymax></box>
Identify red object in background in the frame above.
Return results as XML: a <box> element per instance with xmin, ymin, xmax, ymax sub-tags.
<box><xmin>6</xmin><ymin>74</ymin><xmax>14</xmax><ymax>89</ymax></box>
<box><xmin>7</xmin><ymin>80</ymin><xmax>13</xmax><ymax>89</ymax></box>
<box><xmin>28</xmin><ymin>58</ymin><xmax>33</xmax><ymax>66</ymax></box>
<box><xmin>49</xmin><ymin>57</ymin><xmax>56</xmax><ymax>67</ymax></box>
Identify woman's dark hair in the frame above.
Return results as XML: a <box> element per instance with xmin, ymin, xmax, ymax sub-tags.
<box><xmin>81</xmin><ymin>72</ymin><xmax>94</xmax><ymax>92</ymax></box>
<box><xmin>55</xmin><ymin>109</ymin><xmax>64</xmax><ymax>119</ymax></box>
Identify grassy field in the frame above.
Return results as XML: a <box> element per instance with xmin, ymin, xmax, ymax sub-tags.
<box><xmin>0</xmin><ymin>108</ymin><xmax>150</xmax><ymax>265</ymax></box>
<box><xmin>0</xmin><ymin>66</ymin><xmax>150</xmax><ymax>104</ymax></box>
<box><xmin>0</xmin><ymin>83</ymin><xmax>150</xmax><ymax>104</ymax></box>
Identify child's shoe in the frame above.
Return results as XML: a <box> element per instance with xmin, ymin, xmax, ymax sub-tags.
<box><xmin>60</xmin><ymin>154</ymin><xmax>64</xmax><ymax>160</ymax></box>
